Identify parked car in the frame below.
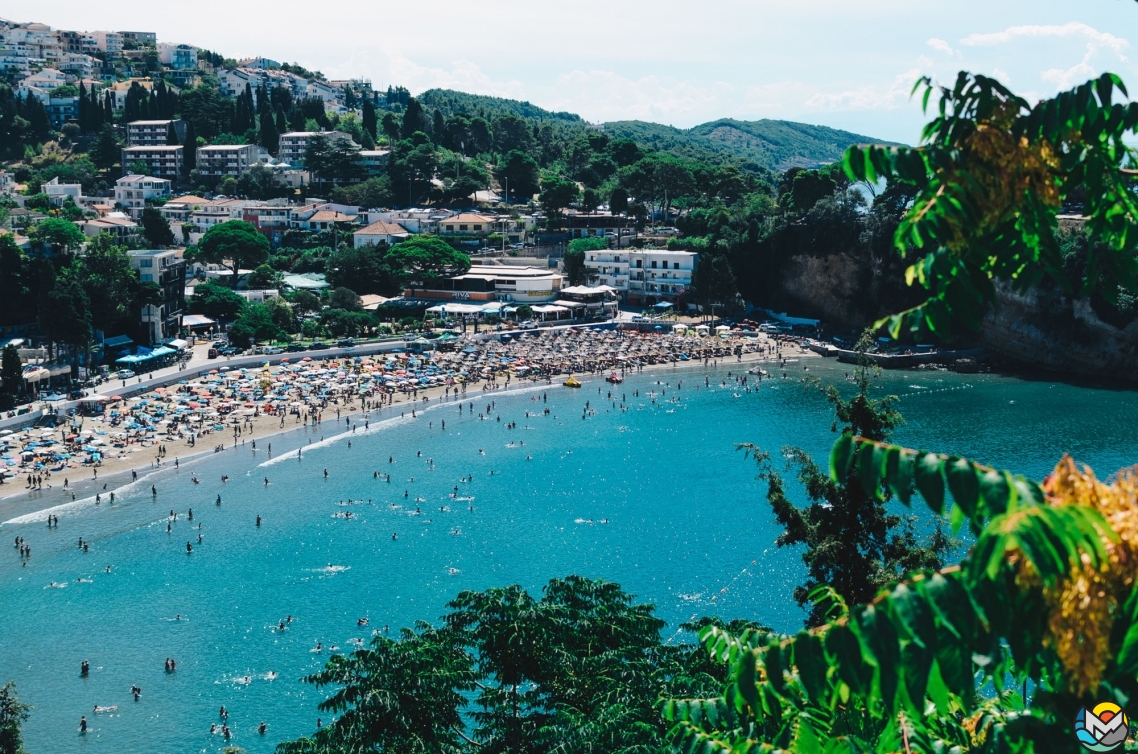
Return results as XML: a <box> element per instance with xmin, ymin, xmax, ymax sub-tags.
<box><xmin>114</xmin><ymin>369</ymin><xmax>135</xmax><ymax>379</ymax></box>
<box><xmin>261</xmin><ymin>346</ymin><xmax>283</xmax><ymax>355</ymax></box>
<box><xmin>207</xmin><ymin>348</ymin><xmax>219</xmax><ymax>359</ymax></box>
<box><xmin>285</xmin><ymin>343</ymin><xmax>306</xmax><ymax>353</ymax></box>
<box><xmin>212</xmin><ymin>340</ymin><xmax>228</xmax><ymax>349</ymax></box>
<box><xmin>308</xmin><ymin>341</ymin><xmax>330</xmax><ymax>351</ymax></box>
<box><xmin>518</xmin><ymin>319</ymin><xmax>535</xmax><ymax>328</ymax></box>
<box><xmin>336</xmin><ymin>338</ymin><xmax>355</xmax><ymax>347</ymax></box>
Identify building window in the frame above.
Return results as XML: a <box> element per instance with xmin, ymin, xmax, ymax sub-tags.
<box><xmin>651</xmin><ymin>261</ymin><xmax>657</xmax><ymax>269</ymax></box>
<box><xmin>674</xmin><ymin>262</ymin><xmax>680</xmax><ymax>269</ymax></box>
<box><xmin>635</xmin><ymin>260</ymin><xmax>642</xmax><ymax>268</ymax></box>
<box><xmin>139</xmin><ymin>258</ymin><xmax>153</xmax><ymax>267</ymax></box>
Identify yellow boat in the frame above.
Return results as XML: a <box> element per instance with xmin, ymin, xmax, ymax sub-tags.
<box><xmin>563</xmin><ymin>376</ymin><xmax>582</xmax><ymax>388</ymax></box>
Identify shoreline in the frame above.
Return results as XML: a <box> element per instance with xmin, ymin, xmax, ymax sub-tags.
<box><xmin>0</xmin><ymin>346</ymin><xmax>813</xmax><ymax>525</ymax></box>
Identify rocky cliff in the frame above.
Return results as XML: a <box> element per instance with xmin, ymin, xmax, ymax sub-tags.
<box><xmin>980</xmin><ymin>285</ymin><xmax>1138</xmax><ymax>382</ymax></box>
<box><xmin>768</xmin><ymin>253</ymin><xmax>1138</xmax><ymax>383</ymax></box>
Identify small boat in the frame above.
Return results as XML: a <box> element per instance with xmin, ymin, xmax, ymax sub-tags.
<box><xmin>605</xmin><ymin>372</ymin><xmax>623</xmax><ymax>384</ymax></box>
<box><xmin>747</xmin><ymin>367</ymin><xmax>768</xmax><ymax>376</ymax></box>
<box><xmin>563</xmin><ymin>376</ymin><xmax>582</xmax><ymax>388</ymax></box>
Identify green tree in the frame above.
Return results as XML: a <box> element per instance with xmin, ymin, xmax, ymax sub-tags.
<box><xmin>329</xmin><ymin>286</ymin><xmax>362</xmax><ymax>311</ymax></box>
<box><xmin>689</xmin><ymin>253</ymin><xmax>738</xmax><ymax>314</ymax></box>
<box><xmin>227</xmin><ymin>303</ymin><xmax>287</xmax><ymax>348</ymax></box>
<box><xmin>90</xmin><ymin>125</ymin><xmax>120</xmax><ymax>171</ymax></box>
<box><xmin>29</xmin><ymin>218</ymin><xmax>85</xmax><ymax>255</ymax></box>
<box><xmin>326</xmin><ymin>244</ymin><xmax>397</xmax><ymax>295</ymax></box>
<box><xmin>290</xmin><ymin>289</ymin><xmax>321</xmax><ymax>316</ymax></box>
<box><xmin>0</xmin><ymin>681</ymin><xmax>31</xmax><ymax>754</ymax></box>
<box><xmin>39</xmin><ymin>266</ymin><xmax>91</xmax><ymax>370</ymax></box>
<box><xmin>190</xmin><ymin>281</ymin><xmax>246</xmax><ymax>320</ymax></box>
<box><xmin>0</xmin><ymin>235</ymin><xmax>33</xmax><ymax>328</ymax></box>
<box><xmin>386</xmin><ymin>237</ymin><xmax>470</xmax><ymax>295</ymax></box>
<box><xmin>1</xmin><ymin>345</ymin><xmax>21</xmax><ymax>396</ymax></box>
<box><xmin>190</xmin><ymin>221</ymin><xmax>270</xmax><ymax>287</ymax></box>
<box><xmin>247</xmin><ymin>264</ymin><xmax>281</xmax><ymax>290</ymax></box>
<box><xmin>743</xmin><ymin>332</ymin><xmax>952</xmax><ymax>626</ymax></box>
<box><xmin>139</xmin><ymin>207</ymin><xmax>174</xmax><ymax>247</ymax></box>
<box><xmin>259</xmin><ymin>111</ymin><xmax>279</xmax><ymax>156</ymax></box>
<box><xmin>79</xmin><ymin>234</ymin><xmax>145</xmax><ymax>334</ymax></box>
<box><xmin>495</xmin><ymin>150</ymin><xmax>539</xmax><ymax>201</ymax></box>
<box><xmin>538</xmin><ymin>176</ymin><xmax>580</xmax><ymax>226</ymax></box>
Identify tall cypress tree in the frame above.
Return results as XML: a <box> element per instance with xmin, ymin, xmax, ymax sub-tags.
<box><xmin>254</xmin><ymin>84</ymin><xmax>268</xmax><ymax>116</ymax></box>
<box><xmin>275</xmin><ymin>104</ymin><xmax>288</xmax><ymax>136</ymax></box>
<box><xmin>78</xmin><ymin>82</ymin><xmax>88</xmax><ymax>132</ymax></box>
<box><xmin>259</xmin><ymin>111</ymin><xmax>279</xmax><ymax>156</ymax></box>
<box><xmin>361</xmin><ymin>99</ymin><xmax>377</xmax><ymax>140</ymax></box>
<box><xmin>182</xmin><ymin>119</ymin><xmax>197</xmax><ymax>173</ymax></box>
<box><xmin>165</xmin><ymin>121</ymin><xmax>180</xmax><ymax>145</ymax></box>
<box><xmin>104</xmin><ymin>90</ymin><xmax>113</xmax><ymax>124</ymax></box>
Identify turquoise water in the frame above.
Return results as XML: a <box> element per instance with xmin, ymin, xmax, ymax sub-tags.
<box><xmin>2</xmin><ymin>361</ymin><xmax>1137</xmax><ymax>753</ymax></box>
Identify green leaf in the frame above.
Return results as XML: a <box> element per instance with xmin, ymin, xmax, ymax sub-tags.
<box><xmin>978</xmin><ymin>469</ymin><xmax>1012</xmax><ymax>516</ymax></box>
<box><xmin>829</xmin><ymin>433</ymin><xmax>855</xmax><ymax>483</ymax></box>
<box><xmin>885</xmin><ymin>446</ymin><xmax>914</xmax><ymax>505</ymax></box>
<box><xmin>914</xmin><ymin>452</ymin><xmax>945</xmax><ymax>514</ymax></box>
<box><xmin>945</xmin><ymin>457</ymin><xmax>980</xmax><ymax>527</ymax></box>
<box><xmin>793</xmin><ymin>632</ymin><xmax>829</xmax><ymax>704</ymax></box>
<box><xmin>857</xmin><ymin>441</ymin><xmax>884</xmax><ymax>501</ymax></box>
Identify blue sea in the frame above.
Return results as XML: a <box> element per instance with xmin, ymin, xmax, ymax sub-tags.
<box><xmin>1</xmin><ymin>360</ymin><xmax>1136</xmax><ymax>753</ymax></box>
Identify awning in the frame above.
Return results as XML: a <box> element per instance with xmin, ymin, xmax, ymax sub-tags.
<box><xmin>552</xmin><ymin>300</ymin><xmax>586</xmax><ymax>309</ymax></box>
<box><xmin>532</xmin><ymin>305</ymin><xmax>569</xmax><ymax>313</ymax></box>
<box><xmin>428</xmin><ymin>303</ymin><xmax>484</xmax><ymax>315</ymax></box>
<box><xmin>22</xmin><ymin>367</ymin><xmax>49</xmax><ymax>382</ymax></box>
<box><xmin>182</xmin><ymin>314</ymin><xmax>216</xmax><ymax>327</ymax></box>
<box><xmin>653</xmin><ymin>301</ymin><xmax>675</xmax><ymax>309</ymax></box>
<box><xmin>103</xmin><ymin>334</ymin><xmax>134</xmax><ymax>348</ymax></box>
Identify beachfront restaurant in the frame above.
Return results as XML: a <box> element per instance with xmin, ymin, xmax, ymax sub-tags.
<box><xmin>115</xmin><ymin>345</ymin><xmax>179</xmax><ymax>372</ymax></box>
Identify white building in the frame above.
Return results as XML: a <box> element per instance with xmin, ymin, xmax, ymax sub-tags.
<box><xmin>121</xmin><ymin>145</ymin><xmax>183</xmax><ymax>179</ymax></box>
<box><xmin>56</xmin><ymin>52</ymin><xmax>98</xmax><ymax>78</ymax></box>
<box><xmin>115</xmin><ymin>175</ymin><xmax>172</xmax><ymax>218</ymax></box>
<box><xmin>581</xmin><ymin>248</ymin><xmax>697</xmax><ymax>304</ymax></box>
<box><xmin>195</xmin><ymin>144</ymin><xmax>260</xmax><ymax>178</ymax></box>
<box><xmin>627</xmin><ymin>250</ymin><xmax>697</xmax><ymax>305</ymax></box>
<box><xmin>219</xmin><ymin>67</ymin><xmax>307</xmax><ymax>99</ymax></box>
<box><xmin>128</xmin><ymin>249</ymin><xmax>186</xmax><ymax>344</ymax></box>
<box><xmin>0</xmin><ymin>45</ymin><xmax>30</xmax><ymax>76</ymax></box>
<box><xmin>19</xmin><ymin>68</ymin><xmax>67</xmax><ymax>88</ymax></box>
<box><xmin>89</xmin><ymin>31</ymin><xmax>122</xmax><ymax>55</ymax></box>
<box><xmin>353</xmin><ymin>220</ymin><xmax>411</xmax><ymax>248</ymax></box>
<box><xmin>157</xmin><ymin>42</ymin><xmax>197</xmax><ymax>70</ymax></box>
<box><xmin>81</xmin><ymin>214</ymin><xmax>137</xmax><ymax>242</ymax></box>
<box><xmin>43</xmin><ymin>177</ymin><xmax>82</xmax><ymax>205</ymax></box>
<box><xmin>127</xmin><ymin>119</ymin><xmax>185</xmax><ymax>147</ymax></box>
<box><xmin>305</xmin><ymin>80</ymin><xmax>338</xmax><ymax>102</ymax></box>
<box><xmin>278</xmin><ymin>131</ymin><xmax>354</xmax><ymax>167</ymax></box>
<box><xmin>118</xmin><ymin>31</ymin><xmax>156</xmax><ymax>46</ymax></box>
<box><xmin>237</xmin><ymin>57</ymin><xmax>280</xmax><ymax>69</ymax></box>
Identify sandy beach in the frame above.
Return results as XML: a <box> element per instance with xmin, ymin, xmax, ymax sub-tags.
<box><xmin>0</xmin><ymin>329</ymin><xmax>814</xmax><ymax>521</ymax></box>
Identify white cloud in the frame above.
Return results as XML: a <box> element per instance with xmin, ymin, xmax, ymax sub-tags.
<box><xmin>1040</xmin><ymin>60</ymin><xmax>1097</xmax><ymax>91</ymax></box>
<box><xmin>803</xmin><ymin>69</ymin><xmax>921</xmax><ymax>111</ymax></box>
<box><xmin>991</xmin><ymin>67</ymin><xmax>1012</xmax><ymax>84</ymax></box>
<box><xmin>539</xmin><ymin>70</ymin><xmax>735</xmax><ymax>124</ymax></box>
<box><xmin>960</xmin><ymin>22</ymin><xmax>1129</xmax><ymax>59</ymax></box>
<box><xmin>926</xmin><ymin>38</ymin><xmax>958</xmax><ymax>56</ymax></box>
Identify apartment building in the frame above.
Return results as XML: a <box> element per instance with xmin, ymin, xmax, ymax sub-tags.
<box><xmin>126</xmin><ymin>119</ymin><xmax>186</xmax><ymax>146</ymax></box>
<box><xmin>121</xmin><ymin>145</ymin><xmax>183</xmax><ymax>179</ymax></box>
<box><xmin>356</xmin><ymin>149</ymin><xmax>390</xmax><ymax>177</ymax></box>
<box><xmin>57</xmin><ymin>52</ymin><xmax>98</xmax><ymax>78</ymax></box>
<box><xmin>157</xmin><ymin>42</ymin><xmax>197</xmax><ymax>69</ymax></box>
<box><xmin>128</xmin><ymin>249</ymin><xmax>186</xmax><ymax>345</ymax></box>
<box><xmin>195</xmin><ymin>144</ymin><xmax>260</xmax><ymax>178</ymax></box>
<box><xmin>219</xmin><ymin>67</ymin><xmax>308</xmax><ymax>99</ymax></box>
<box><xmin>81</xmin><ymin>214</ymin><xmax>137</xmax><ymax>242</ymax></box>
<box><xmin>89</xmin><ymin>31</ymin><xmax>123</xmax><ymax>55</ymax></box>
<box><xmin>119</xmin><ymin>31</ymin><xmax>157</xmax><ymax>46</ymax></box>
<box><xmin>626</xmin><ymin>250</ymin><xmax>697</xmax><ymax>305</ymax></box>
<box><xmin>277</xmin><ymin>131</ymin><xmax>354</xmax><ymax>167</ymax></box>
<box><xmin>114</xmin><ymin>175</ymin><xmax>172</xmax><ymax>218</ymax></box>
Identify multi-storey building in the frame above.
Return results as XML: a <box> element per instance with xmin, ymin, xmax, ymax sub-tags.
<box><xmin>121</xmin><ymin>145</ymin><xmax>183</xmax><ymax>179</ymax></box>
<box><xmin>625</xmin><ymin>250</ymin><xmax>697</xmax><ymax>305</ymax></box>
<box><xmin>128</xmin><ymin>249</ymin><xmax>186</xmax><ymax>344</ymax></box>
<box><xmin>195</xmin><ymin>144</ymin><xmax>260</xmax><ymax>178</ymax></box>
<box><xmin>157</xmin><ymin>42</ymin><xmax>196</xmax><ymax>70</ymax></box>
<box><xmin>564</xmin><ymin>213</ymin><xmax>637</xmax><ymax>247</ymax></box>
<box><xmin>126</xmin><ymin>119</ymin><xmax>186</xmax><ymax>146</ymax></box>
<box><xmin>89</xmin><ymin>31</ymin><xmax>123</xmax><ymax>55</ymax></box>
<box><xmin>118</xmin><ymin>31</ymin><xmax>156</xmax><ymax>46</ymax></box>
<box><xmin>277</xmin><ymin>131</ymin><xmax>354</xmax><ymax>167</ymax></box>
<box><xmin>115</xmin><ymin>175</ymin><xmax>172</xmax><ymax>218</ymax></box>
<box><xmin>356</xmin><ymin>149</ymin><xmax>390</xmax><ymax>177</ymax></box>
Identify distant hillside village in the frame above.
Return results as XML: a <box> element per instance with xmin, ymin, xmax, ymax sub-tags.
<box><xmin>0</xmin><ymin>16</ymin><xmax>928</xmax><ymax>403</ymax></box>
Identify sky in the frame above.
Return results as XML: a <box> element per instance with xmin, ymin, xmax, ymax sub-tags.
<box><xmin>15</xmin><ymin>0</ymin><xmax>1138</xmax><ymax>144</ymax></box>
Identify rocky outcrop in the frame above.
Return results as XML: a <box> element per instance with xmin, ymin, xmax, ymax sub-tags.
<box><xmin>981</xmin><ymin>285</ymin><xmax>1138</xmax><ymax>382</ymax></box>
<box><xmin>767</xmin><ymin>251</ymin><xmax>1138</xmax><ymax>382</ymax></box>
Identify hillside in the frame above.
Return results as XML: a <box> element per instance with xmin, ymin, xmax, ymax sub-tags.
<box><xmin>417</xmin><ymin>89</ymin><xmax>583</xmax><ymax>124</ymax></box>
<box><xmin>604</xmin><ymin>118</ymin><xmax>900</xmax><ymax>171</ymax></box>
<box><xmin>414</xmin><ymin>90</ymin><xmax>896</xmax><ymax>172</ymax></box>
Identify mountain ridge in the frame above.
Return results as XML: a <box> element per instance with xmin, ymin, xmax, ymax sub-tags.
<box><xmin>415</xmin><ymin>88</ymin><xmax>900</xmax><ymax>172</ymax></box>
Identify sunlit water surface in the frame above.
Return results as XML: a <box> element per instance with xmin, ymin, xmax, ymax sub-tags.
<box><xmin>2</xmin><ymin>360</ymin><xmax>1136</xmax><ymax>753</ymax></box>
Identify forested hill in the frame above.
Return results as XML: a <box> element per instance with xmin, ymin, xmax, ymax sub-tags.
<box><xmin>604</xmin><ymin>119</ymin><xmax>900</xmax><ymax>171</ymax></box>
<box><xmin>415</xmin><ymin>89</ymin><xmax>895</xmax><ymax>171</ymax></box>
